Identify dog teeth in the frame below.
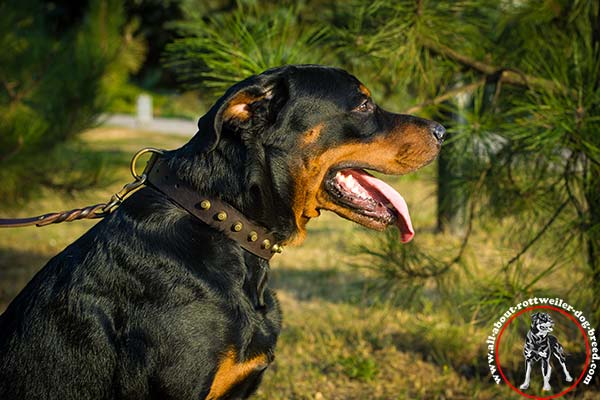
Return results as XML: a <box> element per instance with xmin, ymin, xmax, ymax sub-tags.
<box><xmin>337</xmin><ymin>173</ymin><xmax>362</xmax><ymax>191</ymax></box>
<box><xmin>333</xmin><ymin>172</ymin><xmax>378</xmax><ymax>204</ymax></box>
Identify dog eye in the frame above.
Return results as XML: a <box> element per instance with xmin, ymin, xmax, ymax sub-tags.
<box><xmin>355</xmin><ymin>99</ymin><xmax>372</xmax><ymax>113</ymax></box>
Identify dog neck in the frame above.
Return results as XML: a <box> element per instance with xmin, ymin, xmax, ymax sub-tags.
<box><xmin>168</xmin><ymin>136</ymin><xmax>298</xmax><ymax>243</ymax></box>
<box><xmin>145</xmin><ymin>154</ymin><xmax>283</xmax><ymax>260</ymax></box>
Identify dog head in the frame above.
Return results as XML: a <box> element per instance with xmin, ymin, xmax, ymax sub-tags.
<box><xmin>177</xmin><ymin>65</ymin><xmax>444</xmax><ymax>244</ymax></box>
<box><xmin>531</xmin><ymin>312</ymin><xmax>554</xmax><ymax>336</ymax></box>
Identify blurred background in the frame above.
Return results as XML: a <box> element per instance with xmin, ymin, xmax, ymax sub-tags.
<box><xmin>1</xmin><ymin>0</ymin><xmax>599</xmax><ymax>398</ymax></box>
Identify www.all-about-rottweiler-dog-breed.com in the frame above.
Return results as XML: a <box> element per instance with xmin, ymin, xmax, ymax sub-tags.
<box><xmin>0</xmin><ymin>65</ymin><xmax>445</xmax><ymax>399</ymax></box>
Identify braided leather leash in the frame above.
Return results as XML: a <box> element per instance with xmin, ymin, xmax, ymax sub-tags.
<box><xmin>0</xmin><ymin>148</ymin><xmax>161</xmax><ymax>229</ymax></box>
<box><xmin>0</xmin><ymin>204</ymin><xmax>108</xmax><ymax>228</ymax></box>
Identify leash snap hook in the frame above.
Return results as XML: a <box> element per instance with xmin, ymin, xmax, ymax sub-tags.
<box><xmin>102</xmin><ymin>147</ymin><xmax>165</xmax><ymax>215</ymax></box>
<box><xmin>101</xmin><ymin>176</ymin><xmax>147</xmax><ymax>215</ymax></box>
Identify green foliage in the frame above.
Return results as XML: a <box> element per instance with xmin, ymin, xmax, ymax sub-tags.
<box><xmin>102</xmin><ymin>17</ymin><xmax>148</xmax><ymax>102</ymax></box>
<box><xmin>165</xmin><ymin>0</ymin><xmax>331</xmax><ymax>100</ymax></box>
<box><xmin>338</xmin><ymin>355</ymin><xmax>379</xmax><ymax>381</ymax></box>
<box><xmin>0</xmin><ymin>0</ymin><xmax>145</xmax><ymax>204</ymax></box>
<box><xmin>329</xmin><ymin>0</ymin><xmax>487</xmax><ymax>104</ymax></box>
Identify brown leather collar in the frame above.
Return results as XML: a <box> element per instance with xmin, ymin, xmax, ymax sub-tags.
<box><xmin>145</xmin><ymin>155</ymin><xmax>283</xmax><ymax>260</ymax></box>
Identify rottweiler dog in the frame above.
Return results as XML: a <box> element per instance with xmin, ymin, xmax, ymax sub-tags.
<box><xmin>0</xmin><ymin>65</ymin><xmax>444</xmax><ymax>399</ymax></box>
<box><xmin>519</xmin><ymin>312</ymin><xmax>573</xmax><ymax>392</ymax></box>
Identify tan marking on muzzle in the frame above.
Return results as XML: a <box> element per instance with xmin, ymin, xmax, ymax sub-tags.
<box><xmin>285</xmin><ymin>122</ymin><xmax>439</xmax><ymax>245</ymax></box>
<box><xmin>301</xmin><ymin>123</ymin><xmax>325</xmax><ymax>146</ymax></box>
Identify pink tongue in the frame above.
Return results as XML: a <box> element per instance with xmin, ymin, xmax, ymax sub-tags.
<box><xmin>348</xmin><ymin>170</ymin><xmax>415</xmax><ymax>243</ymax></box>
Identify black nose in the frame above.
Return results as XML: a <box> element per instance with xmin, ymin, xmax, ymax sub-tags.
<box><xmin>431</xmin><ymin>123</ymin><xmax>446</xmax><ymax>142</ymax></box>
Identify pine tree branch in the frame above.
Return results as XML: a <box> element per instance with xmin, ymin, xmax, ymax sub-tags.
<box><xmin>404</xmin><ymin>78</ymin><xmax>486</xmax><ymax>114</ymax></box>
<box><xmin>503</xmin><ymin>199</ymin><xmax>569</xmax><ymax>270</ymax></box>
<box><xmin>420</xmin><ymin>38</ymin><xmax>570</xmax><ymax>95</ymax></box>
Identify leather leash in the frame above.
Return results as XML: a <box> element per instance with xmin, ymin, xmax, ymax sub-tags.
<box><xmin>0</xmin><ymin>149</ymin><xmax>153</xmax><ymax>229</ymax></box>
<box><xmin>0</xmin><ymin>203</ymin><xmax>107</xmax><ymax>228</ymax></box>
<box><xmin>0</xmin><ymin>148</ymin><xmax>283</xmax><ymax>260</ymax></box>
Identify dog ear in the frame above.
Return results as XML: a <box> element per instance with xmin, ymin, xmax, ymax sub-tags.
<box><xmin>194</xmin><ymin>74</ymin><xmax>288</xmax><ymax>152</ymax></box>
<box><xmin>221</xmin><ymin>85</ymin><xmax>276</xmax><ymax>126</ymax></box>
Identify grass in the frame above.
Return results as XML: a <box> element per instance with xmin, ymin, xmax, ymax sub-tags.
<box><xmin>0</xmin><ymin>127</ymin><xmax>597</xmax><ymax>399</ymax></box>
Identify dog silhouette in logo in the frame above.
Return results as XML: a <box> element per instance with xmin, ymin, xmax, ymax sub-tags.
<box><xmin>519</xmin><ymin>312</ymin><xmax>573</xmax><ymax>392</ymax></box>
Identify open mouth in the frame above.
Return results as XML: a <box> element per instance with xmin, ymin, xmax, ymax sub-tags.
<box><xmin>323</xmin><ymin>168</ymin><xmax>414</xmax><ymax>243</ymax></box>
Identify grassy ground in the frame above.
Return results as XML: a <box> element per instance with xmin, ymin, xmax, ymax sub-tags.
<box><xmin>0</xmin><ymin>128</ymin><xmax>597</xmax><ymax>399</ymax></box>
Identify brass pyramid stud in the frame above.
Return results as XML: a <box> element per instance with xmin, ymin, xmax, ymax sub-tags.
<box><xmin>216</xmin><ymin>211</ymin><xmax>227</xmax><ymax>221</ymax></box>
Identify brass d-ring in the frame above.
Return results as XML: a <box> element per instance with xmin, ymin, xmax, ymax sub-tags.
<box><xmin>130</xmin><ymin>148</ymin><xmax>164</xmax><ymax>180</ymax></box>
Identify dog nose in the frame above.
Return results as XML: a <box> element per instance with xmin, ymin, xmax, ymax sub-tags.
<box><xmin>430</xmin><ymin>123</ymin><xmax>446</xmax><ymax>142</ymax></box>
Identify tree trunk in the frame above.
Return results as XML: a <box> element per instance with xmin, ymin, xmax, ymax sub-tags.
<box><xmin>436</xmin><ymin>90</ymin><xmax>470</xmax><ymax>235</ymax></box>
<box><xmin>436</xmin><ymin>141</ymin><xmax>467</xmax><ymax>235</ymax></box>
